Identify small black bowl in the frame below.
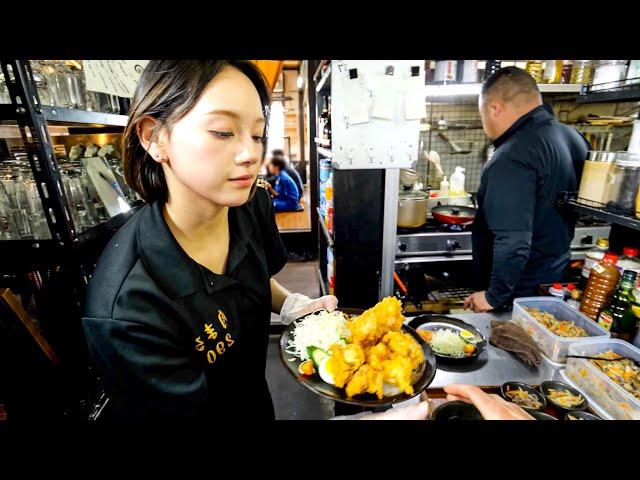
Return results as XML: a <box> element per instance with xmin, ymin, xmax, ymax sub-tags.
<box><xmin>431</xmin><ymin>401</ymin><xmax>484</xmax><ymax>421</ymax></box>
<box><xmin>500</xmin><ymin>381</ymin><xmax>547</xmax><ymax>412</ymax></box>
<box><xmin>529</xmin><ymin>411</ymin><xmax>558</xmax><ymax>420</ymax></box>
<box><xmin>539</xmin><ymin>380</ymin><xmax>587</xmax><ymax>412</ymax></box>
<box><xmin>564</xmin><ymin>411</ymin><xmax>600</xmax><ymax>421</ymax></box>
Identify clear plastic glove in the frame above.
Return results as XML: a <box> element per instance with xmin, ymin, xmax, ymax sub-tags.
<box><xmin>332</xmin><ymin>392</ymin><xmax>431</xmax><ymax>420</ymax></box>
<box><xmin>359</xmin><ymin>401</ymin><xmax>430</xmax><ymax>420</ymax></box>
<box><xmin>279</xmin><ymin>293</ymin><xmax>339</xmax><ymax>325</ymax></box>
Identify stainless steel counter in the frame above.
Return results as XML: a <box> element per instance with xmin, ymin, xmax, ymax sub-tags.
<box><xmin>405</xmin><ymin>311</ymin><xmax>564</xmax><ymax>390</ymax></box>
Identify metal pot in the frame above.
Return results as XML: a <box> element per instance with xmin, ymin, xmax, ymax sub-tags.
<box><xmin>431</xmin><ymin>205</ymin><xmax>476</xmax><ymax>225</ymax></box>
<box><xmin>398</xmin><ymin>191</ymin><xmax>428</xmax><ymax>228</ymax></box>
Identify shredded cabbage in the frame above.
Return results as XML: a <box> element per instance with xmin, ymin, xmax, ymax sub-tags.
<box><xmin>286</xmin><ymin>311</ymin><xmax>350</xmax><ymax>360</ymax></box>
<box><xmin>430</xmin><ymin>329</ymin><xmax>467</xmax><ymax>357</ymax></box>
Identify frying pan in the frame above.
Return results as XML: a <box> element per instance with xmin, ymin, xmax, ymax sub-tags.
<box><xmin>431</xmin><ymin>205</ymin><xmax>476</xmax><ymax>225</ymax></box>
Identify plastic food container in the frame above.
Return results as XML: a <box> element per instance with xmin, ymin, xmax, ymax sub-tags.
<box><xmin>511</xmin><ymin>297</ymin><xmax>610</xmax><ymax>363</ymax></box>
<box><xmin>565</xmin><ymin>338</ymin><xmax>640</xmax><ymax>420</ymax></box>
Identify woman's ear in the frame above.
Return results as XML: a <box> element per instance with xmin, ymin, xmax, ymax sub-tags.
<box><xmin>136</xmin><ymin>116</ymin><xmax>168</xmax><ymax>164</ymax></box>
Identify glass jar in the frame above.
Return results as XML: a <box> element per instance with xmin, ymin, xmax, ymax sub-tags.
<box><xmin>570</xmin><ymin>60</ymin><xmax>594</xmax><ymax>85</ymax></box>
<box><xmin>605</xmin><ymin>152</ymin><xmax>640</xmax><ymax>216</ymax></box>
<box><xmin>577</xmin><ymin>151</ymin><xmax>617</xmax><ymax>205</ymax></box>
<box><xmin>542</xmin><ymin>60</ymin><xmax>563</xmax><ymax>84</ymax></box>
<box><xmin>592</xmin><ymin>60</ymin><xmax>628</xmax><ymax>91</ymax></box>
<box><xmin>0</xmin><ymin>71</ymin><xmax>10</xmax><ymax>104</ymax></box>
<box><xmin>433</xmin><ymin>61</ymin><xmax>457</xmax><ymax>83</ymax></box>
<box><xmin>66</xmin><ymin>62</ymin><xmax>86</xmax><ymax>110</ymax></box>
<box><xmin>561</xmin><ymin>61</ymin><xmax>573</xmax><ymax>84</ymax></box>
<box><xmin>29</xmin><ymin>61</ymin><xmax>52</xmax><ymax>106</ymax></box>
<box><xmin>525</xmin><ymin>60</ymin><xmax>543</xmax><ymax>82</ymax></box>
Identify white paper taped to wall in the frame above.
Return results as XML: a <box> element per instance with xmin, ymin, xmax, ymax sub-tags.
<box><xmin>404</xmin><ymin>71</ymin><xmax>426</xmax><ymax>120</ymax></box>
<box><xmin>343</xmin><ymin>76</ymin><xmax>370</xmax><ymax>125</ymax></box>
<box><xmin>84</xmin><ymin>60</ymin><xmax>149</xmax><ymax>98</ymax></box>
<box><xmin>371</xmin><ymin>74</ymin><xmax>395</xmax><ymax>120</ymax></box>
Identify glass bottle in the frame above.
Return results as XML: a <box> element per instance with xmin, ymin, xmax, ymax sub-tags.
<box><xmin>597</xmin><ymin>270</ymin><xmax>637</xmax><ymax>341</ymax></box>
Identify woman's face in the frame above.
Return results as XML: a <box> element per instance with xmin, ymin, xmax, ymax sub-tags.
<box><xmin>160</xmin><ymin>66</ymin><xmax>266</xmax><ymax>207</ymax></box>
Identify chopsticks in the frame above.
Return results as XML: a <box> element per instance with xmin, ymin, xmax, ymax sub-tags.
<box><xmin>566</xmin><ymin>354</ymin><xmax>640</xmax><ymax>367</ymax></box>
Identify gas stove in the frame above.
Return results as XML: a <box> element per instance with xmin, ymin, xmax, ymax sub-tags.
<box><xmin>396</xmin><ymin>220</ymin><xmax>611</xmax><ymax>260</ymax></box>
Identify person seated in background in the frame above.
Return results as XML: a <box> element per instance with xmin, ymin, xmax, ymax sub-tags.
<box><xmin>271</xmin><ymin>149</ymin><xmax>304</xmax><ymax>199</ymax></box>
<box><xmin>265</xmin><ymin>155</ymin><xmax>301</xmax><ymax>212</ymax></box>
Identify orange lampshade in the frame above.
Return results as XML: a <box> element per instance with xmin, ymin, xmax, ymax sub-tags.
<box><xmin>250</xmin><ymin>60</ymin><xmax>284</xmax><ymax>91</ymax></box>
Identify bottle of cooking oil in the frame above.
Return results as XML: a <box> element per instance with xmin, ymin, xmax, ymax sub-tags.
<box><xmin>525</xmin><ymin>60</ymin><xmax>544</xmax><ymax>82</ymax></box>
<box><xmin>580</xmin><ymin>252</ymin><xmax>620</xmax><ymax>321</ymax></box>
<box><xmin>542</xmin><ymin>60</ymin><xmax>563</xmax><ymax>83</ymax></box>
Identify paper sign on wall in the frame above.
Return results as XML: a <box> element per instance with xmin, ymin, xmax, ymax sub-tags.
<box><xmin>343</xmin><ymin>76</ymin><xmax>370</xmax><ymax>125</ymax></box>
<box><xmin>84</xmin><ymin>60</ymin><xmax>149</xmax><ymax>98</ymax></box>
<box><xmin>404</xmin><ymin>66</ymin><xmax>426</xmax><ymax>120</ymax></box>
<box><xmin>371</xmin><ymin>74</ymin><xmax>395</xmax><ymax>120</ymax></box>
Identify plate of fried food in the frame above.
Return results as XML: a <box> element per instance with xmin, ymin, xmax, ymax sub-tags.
<box><xmin>279</xmin><ymin>297</ymin><xmax>437</xmax><ymax>407</ymax></box>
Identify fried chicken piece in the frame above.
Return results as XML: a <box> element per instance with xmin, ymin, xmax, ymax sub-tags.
<box><xmin>345</xmin><ymin>364</ymin><xmax>384</xmax><ymax>399</ymax></box>
<box><xmin>325</xmin><ymin>343</ymin><xmax>365</xmax><ymax>388</ymax></box>
<box><xmin>366</xmin><ymin>342</ymin><xmax>390</xmax><ymax>370</ymax></box>
<box><xmin>348</xmin><ymin>296</ymin><xmax>405</xmax><ymax>347</ymax></box>
<box><xmin>381</xmin><ymin>356</ymin><xmax>415</xmax><ymax>395</ymax></box>
<box><xmin>382</xmin><ymin>331</ymin><xmax>424</xmax><ymax>370</ymax></box>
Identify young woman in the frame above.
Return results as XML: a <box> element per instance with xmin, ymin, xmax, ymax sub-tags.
<box><xmin>82</xmin><ymin>61</ymin><xmax>338</xmax><ymax>421</ymax></box>
<box><xmin>81</xmin><ymin>60</ymin><xmax>530</xmax><ymax>422</ymax></box>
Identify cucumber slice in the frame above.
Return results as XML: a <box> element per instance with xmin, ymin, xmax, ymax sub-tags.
<box><xmin>307</xmin><ymin>346</ymin><xmax>330</xmax><ymax>368</ymax></box>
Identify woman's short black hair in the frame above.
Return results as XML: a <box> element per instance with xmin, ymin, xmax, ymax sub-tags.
<box><xmin>122</xmin><ymin>60</ymin><xmax>271</xmax><ymax>203</ymax></box>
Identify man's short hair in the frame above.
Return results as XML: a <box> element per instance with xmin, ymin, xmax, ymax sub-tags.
<box><xmin>271</xmin><ymin>148</ymin><xmax>285</xmax><ymax>157</ymax></box>
<box><xmin>481</xmin><ymin>66</ymin><xmax>541</xmax><ymax>104</ymax></box>
<box><xmin>270</xmin><ymin>155</ymin><xmax>287</xmax><ymax>171</ymax></box>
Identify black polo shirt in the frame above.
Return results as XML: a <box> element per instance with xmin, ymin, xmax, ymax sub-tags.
<box><xmin>82</xmin><ymin>187</ymin><xmax>287</xmax><ymax>421</ymax></box>
<box><xmin>472</xmin><ymin>105</ymin><xmax>589</xmax><ymax>309</ymax></box>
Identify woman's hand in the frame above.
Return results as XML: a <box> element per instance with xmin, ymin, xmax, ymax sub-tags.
<box><xmin>359</xmin><ymin>401</ymin><xmax>430</xmax><ymax>420</ymax></box>
<box><xmin>279</xmin><ymin>293</ymin><xmax>338</xmax><ymax>325</ymax></box>
<box><xmin>443</xmin><ymin>384</ymin><xmax>533</xmax><ymax>420</ymax></box>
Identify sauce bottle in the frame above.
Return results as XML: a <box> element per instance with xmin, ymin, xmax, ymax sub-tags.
<box><xmin>579</xmin><ymin>252</ymin><xmax>620</xmax><ymax>321</ymax></box>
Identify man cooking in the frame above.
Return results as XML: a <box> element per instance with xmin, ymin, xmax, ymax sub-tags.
<box><xmin>464</xmin><ymin>67</ymin><xmax>588</xmax><ymax>313</ymax></box>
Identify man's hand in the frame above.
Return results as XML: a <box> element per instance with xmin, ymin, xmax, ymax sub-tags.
<box><xmin>264</xmin><ymin>182</ymin><xmax>277</xmax><ymax>197</ymax></box>
<box><xmin>463</xmin><ymin>291</ymin><xmax>494</xmax><ymax>313</ymax></box>
<box><xmin>444</xmin><ymin>384</ymin><xmax>533</xmax><ymax>420</ymax></box>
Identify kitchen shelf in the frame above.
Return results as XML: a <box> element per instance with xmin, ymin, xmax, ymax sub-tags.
<box><xmin>75</xmin><ymin>202</ymin><xmax>143</xmax><ymax>246</ymax></box>
<box><xmin>317</xmin><ymin>268</ymin><xmax>328</xmax><ymax>296</ymax></box>
<box><xmin>577</xmin><ymin>77</ymin><xmax>640</xmax><ymax>104</ymax></box>
<box><xmin>559</xmin><ymin>193</ymin><xmax>640</xmax><ymax>231</ymax></box>
<box><xmin>42</xmin><ymin>106</ymin><xmax>128</xmax><ymax>127</ymax></box>
<box><xmin>424</xmin><ymin>83</ymin><xmax>582</xmax><ymax>97</ymax></box>
<box><xmin>314</xmin><ymin>137</ymin><xmax>331</xmax><ymax>147</ymax></box>
<box><xmin>317</xmin><ymin>147</ymin><xmax>333</xmax><ymax>158</ymax></box>
<box><xmin>1</xmin><ymin>104</ymin><xmax>128</xmax><ymax>127</ymax></box>
<box><xmin>316</xmin><ymin>207</ymin><xmax>333</xmax><ymax>247</ymax></box>
<box><xmin>316</xmin><ymin>65</ymin><xmax>331</xmax><ymax>93</ymax></box>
